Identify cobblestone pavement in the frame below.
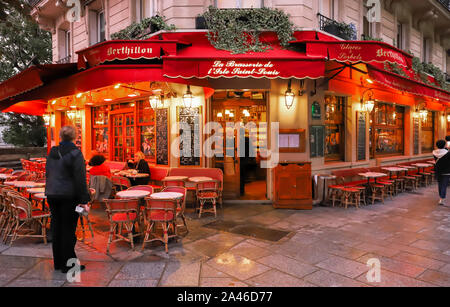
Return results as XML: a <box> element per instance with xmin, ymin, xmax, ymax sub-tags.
<box><xmin>1</xmin><ymin>184</ymin><xmax>450</xmax><ymax>287</ymax></box>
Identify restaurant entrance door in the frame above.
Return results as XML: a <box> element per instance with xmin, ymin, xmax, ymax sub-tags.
<box><xmin>211</xmin><ymin>91</ymin><xmax>268</xmax><ymax>200</ymax></box>
<box><xmin>111</xmin><ymin>112</ymin><xmax>135</xmax><ymax>162</ymax></box>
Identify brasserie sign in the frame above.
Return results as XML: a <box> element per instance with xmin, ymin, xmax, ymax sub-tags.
<box><xmin>206</xmin><ymin>60</ymin><xmax>280</xmax><ymax>77</ymax></box>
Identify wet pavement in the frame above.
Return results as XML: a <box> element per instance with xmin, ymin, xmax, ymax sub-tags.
<box><xmin>1</xmin><ymin>184</ymin><xmax>450</xmax><ymax>287</ymax></box>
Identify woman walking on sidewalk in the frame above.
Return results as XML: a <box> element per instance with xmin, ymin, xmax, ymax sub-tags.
<box><xmin>433</xmin><ymin>140</ymin><xmax>450</xmax><ymax>206</ymax></box>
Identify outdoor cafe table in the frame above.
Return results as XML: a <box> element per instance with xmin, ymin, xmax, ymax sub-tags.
<box><xmin>148</xmin><ymin>192</ymin><xmax>184</xmax><ymax>202</ymax></box>
<box><xmin>358</xmin><ymin>172</ymin><xmax>387</xmax><ymax>185</ymax></box>
<box><xmin>27</xmin><ymin>187</ymin><xmax>45</xmax><ymax>194</ymax></box>
<box><xmin>13</xmin><ymin>181</ymin><xmax>45</xmax><ymax>189</ymax></box>
<box><xmin>116</xmin><ymin>190</ymin><xmax>150</xmax><ymax>199</ymax></box>
<box><xmin>163</xmin><ymin>176</ymin><xmax>188</xmax><ymax>181</ymax></box>
<box><xmin>188</xmin><ymin>176</ymin><xmax>213</xmax><ymax>183</ymax></box>
<box><xmin>3</xmin><ymin>181</ymin><xmax>18</xmax><ymax>186</ymax></box>
<box><xmin>381</xmin><ymin>167</ymin><xmax>408</xmax><ymax>179</ymax></box>
<box><xmin>411</xmin><ymin>163</ymin><xmax>432</xmax><ymax>173</ymax></box>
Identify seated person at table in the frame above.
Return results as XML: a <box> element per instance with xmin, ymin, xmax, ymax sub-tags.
<box><xmin>129</xmin><ymin>151</ymin><xmax>150</xmax><ymax>185</ymax></box>
<box><xmin>88</xmin><ymin>153</ymin><xmax>111</xmax><ymax>178</ymax></box>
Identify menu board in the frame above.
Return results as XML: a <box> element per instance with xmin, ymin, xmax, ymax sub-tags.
<box><xmin>357</xmin><ymin>111</ymin><xmax>366</xmax><ymax>161</ymax></box>
<box><xmin>413</xmin><ymin>117</ymin><xmax>419</xmax><ymax>155</ymax></box>
<box><xmin>178</xmin><ymin>107</ymin><xmax>201</xmax><ymax>166</ymax></box>
<box><xmin>156</xmin><ymin>108</ymin><xmax>169</xmax><ymax>165</ymax></box>
<box><xmin>310</xmin><ymin>125</ymin><xmax>324</xmax><ymax>157</ymax></box>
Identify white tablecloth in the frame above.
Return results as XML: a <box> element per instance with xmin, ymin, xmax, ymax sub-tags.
<box><xmin>163</xmin><ymin>176</ymin><xmax>188</xmax><ymax>181</ymax></box>
<box><xmin>27</xmin><ymin>187</ymin><xmax>45</xmax><ymax>194</ymax></box>
<box><xmin>149</xmin><ymin>192</ymin><xmax>183</xmax><ymax>199</ymax></box>
<box><xmin>116</xmin><ymin>190</ymin><xmax>150</xmax><ymax>199</ymax></box>
<box><xmin>188</xmin><ymin>176</ymin><xmax>213</xmax><ymax>183</ymax></box>
<box><xmin>34</xmin><ymin>193</ymin><xmax>46</xmax><ymax>199</ymax></box>
<box><xmin>14</xmin><ymin>181</ymin><xmax>45</xmax><ymax>188</ymax></box>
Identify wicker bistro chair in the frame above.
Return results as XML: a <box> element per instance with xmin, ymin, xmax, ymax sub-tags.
<box><xmin>7</xmin><ymin>193</ymin><xmax>50</xmax><ymax>246</ymax></box>
<box><xmin>0</xmin><ymin>188</ymin><xmax>21</xmax><ymax>242</ymax></box>
<box><xmin>162</xmin><ymin>178</ymin><xmax>186</xmax><ymax>188</ymax></box>
<box><xmin>142</xmin><ymin>197</ymin><xmax>178</xmax><ymax>253</ymax></box>
<box><xmin>111</xmin><ymin>176</ymin><xmax>132</xmax><ymax>192</ymax></box>
<box><xmin>196</xmin><ymin>180</ymin><xmax>220</xmax><ymax>218</ymax></box>
<box><xmin>162</xmin><ymin>186</ymin><xmax>188</xmax><ymax>233</ymax></box>
<box><xmin>370</xmin><ymin>184</ymin><xmax>385</xmax><ymax>205</ymax></box>
<box><xmin>104</xmin><ymin>199</ymin><xmax>140</xmax><ymax>254</ymax></box>
<box><xmin>340</xmin><ymin>187</ymin><xmax>360</xmax><ymax>209</ymax></box>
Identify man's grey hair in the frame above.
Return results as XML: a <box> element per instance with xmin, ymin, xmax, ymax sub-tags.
<box><xmin>59</xmin><ymin>126</ymin><xmax>77</xmax><ymax>142</ymax></box>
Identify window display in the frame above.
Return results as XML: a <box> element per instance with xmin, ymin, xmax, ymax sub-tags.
<box><xmin>370</xmin><ymin>102</ymin><xmax>404</xmax><ymax>157</ymax></box>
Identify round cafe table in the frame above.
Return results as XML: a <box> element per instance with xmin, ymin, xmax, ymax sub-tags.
<box><xmin>116</xmin><ymin>190</ymin><xmax>150</xmax><ymax>199</ymax></box>
<box><xmin>163</xmin><ymin>176</ymin><xmax>188</xmax><ymax>181</ymax></box>
<box><xmin>27</xmin><ymin>187</ymin><xmax>45</xmax><ymax>194</ymax></box>
<box><xmin>381</xmin><ymin>167</ymin><xmax>408</xmax><ymax>179</ymax></box>
<box><xmin>188</xmin><ymin>176</ymin><xmax>213</xmax><ymax>183</ymax></box>
<box><xmin>13</xmin><ymin>181</ymin><xmax>45</xmax><ymax>189</ymax></box>
<box><xmin>411</xmin><ymin>163</ymin><xmax>432</xmax><ymax>173</ymax></box>
<box><xmin>3</xmin><ymin>181</ymin><xmax>18</xmax><ymax>186</ymax></box>
<box><xmin>149</xmin><ymin>191</ymin><xmax>183</xmax><ymax>200</ymax></box>
<box><xmin>358</xmin><ymin>172</ymin><xmax>387</xmax><ymax>185</ymax></box>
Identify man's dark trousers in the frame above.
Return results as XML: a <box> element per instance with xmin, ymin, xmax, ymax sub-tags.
<box><xmin>48</xmin><ymin>198</ymin><xmax>79</xmax><ymax>270</ymax></box>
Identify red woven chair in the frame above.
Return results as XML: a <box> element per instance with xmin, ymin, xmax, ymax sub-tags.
<box><xmin>104</xmin><ymin>199</ymin><xmax>140</xmax><ymax>254</ymax></box>
<box><xmin>196</xmin><ymin>180</ymin><xmax>220</xmax><ymax>218</ymax></box>
<box><xmin>111</xmin><ymin>176</ymin><xmax>131</xmax><ymax>192</ymax></box>
<box><xmin>142</xmin><ymin>197</ymin><xmax>177</xmax><ymax>253</ymax></box>
<box><xmin>7</xmin><ymin>193</ymin><xmax>50</xmax><ymax>246</ymax></box>
<box><xmin>162</xmin><ymin>179</ymin><xmax>185</xmax><ymax>188</ymax></box>
<box><xmin>162</xmin><ymin>186</ymin><xmax>188</xmax><ymax>233</ymax></box>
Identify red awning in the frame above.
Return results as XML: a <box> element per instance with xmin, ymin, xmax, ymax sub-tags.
<box><xmin>2</xmin><ymin>100</ymin><xmax>47</xmax><ymax>116</ymax></box>
<box><xmin>76</xmin><ymin>39</ymin><xmax>190</xmax><ymax>69</ymax></box>
<box><xmin>0</xmin><ymin>63</ymin><xmax>77</xmax><ymax>105</ymax></box>
<box><xmin>367</xmin><ymin>64</ymin><xmax>450</xmax><ymax>103</ymax></box>
<box><xmin>160</xmin><ymin>32</ymin><xmax>326</xmax><ymax>79</ymax></box>
<box><xmin>295</xmin><ymin>40</ymin><xmax>413</xmax><ymax>68</ymax></box>
<box><xmin>1</xmin><ymin>64</ymin><xmax>210</xmax><ymax>112</ymax></box>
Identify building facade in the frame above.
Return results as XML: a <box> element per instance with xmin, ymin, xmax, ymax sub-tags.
<box><xmin>1</xmin><ymin>0</ymin><xmax>448</xmax><ymax>203</ymax></box>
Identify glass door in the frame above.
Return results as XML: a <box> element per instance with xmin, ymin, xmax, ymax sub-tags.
<box><xmin>111</xmin><ymin>113</ymin><xmax>135</xmax><ymax>162</ymax></box>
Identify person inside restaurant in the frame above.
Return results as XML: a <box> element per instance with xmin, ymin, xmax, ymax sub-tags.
<box><xmin>88</xmin><ymin>152</ymin><xmax>111</xmax><ymax>178</ymax></box>
<box><xmin>128</xmin><ymin>151</ymin><xmax>150</xmax><ymax>185</ymax></box>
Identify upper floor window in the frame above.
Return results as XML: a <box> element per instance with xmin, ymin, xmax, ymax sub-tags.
<box><xmin>396</xmin><ymin>22</ymin><xmax>403</xmax><ymax>49</ymax></box>
<box><xmin>215</xmin><ymin>0</ymin><xmax>264</xmax><ymax>8</ymax></box>
<box><xmin>65</xmin><ymin>31</ymin><xmax>71</xmax><ymax>58</ymax></box>
<box><xmin>136</xmin><ymin>0</ymin><xmax>156</xmax><ymax>22</ymax></box>
<box><xmin>89</xmin><ymin>10</ymin><xmax>106</xmax><ymax>45</ymax></box>
<box><xmin>423</xmin><ymin>37</ymin><xmax>431</xmax><ymax>63</ymax></box>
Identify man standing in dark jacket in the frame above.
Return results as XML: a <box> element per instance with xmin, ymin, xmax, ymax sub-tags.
<box><xmin>45</xmin><ymin>126</ymin><xmax>91</xmax><ymax>273</ymax></box>
<box><xmin>433</xmin><ymin>139</ymin><xmax>450</xmax><ymax>206</ymax></box>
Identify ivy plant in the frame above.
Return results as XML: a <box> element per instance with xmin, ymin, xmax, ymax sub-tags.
<box><xmin>361</xmin><ymin>35</ymin><xmax>383</xmax><ymax>42</ymax></box>
<box><xmin>202</xmin><ymin>6</ymin><xmax>296</xmax><ymax>54</ymax></box>
<box><xmin>411</xmin><ymin>56</ymin><xmax>449</xmax><ymax>91</ymax></box>
<box><xmin>111</xmin><ymin>15</ymin><xmax>176</xmax><ymax>40</ymax></box>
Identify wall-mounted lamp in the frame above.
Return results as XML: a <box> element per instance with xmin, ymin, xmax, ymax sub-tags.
<box><xmin>149</xmin><ymin>95</ymin><xmax>163</xmax><ymax>109</ymax></box>
<box><xmin>66</xmin><ymin>110</ymin><xmax>76</xmax><ymax>120</ymax></box>
<box><xmin>285</xmin><ymin>79</ymin><xmax>295</xmax><ymax>110</ymax></box>
<box><xmin>415</xmin><ymin>102</ymin><xmax>428</xmax><ymax>122</ymax></box>
<box><xmin>360</xmin><ymin>89</ymin><xmax>375</xmax><ymax>113</ymax></box>
<box><xmin>182</xmin><ymin>85</ymin><xmax>194</xmax><ymax>108</ymax></box>
<box><xmin>43</xmin><ymin>113</ymin><xmax>51</xmax><ymax>126</ymax></box>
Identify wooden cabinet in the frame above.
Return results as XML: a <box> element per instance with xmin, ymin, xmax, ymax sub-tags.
<box><xmin>273</xmin><ymin>162</ymin><xmax>312</xmax><ymax>209</ymax></box>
